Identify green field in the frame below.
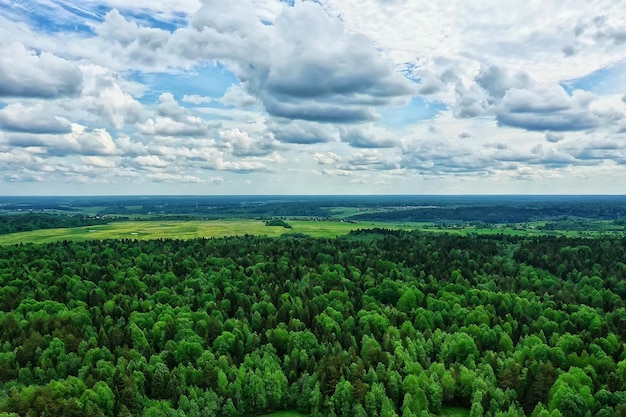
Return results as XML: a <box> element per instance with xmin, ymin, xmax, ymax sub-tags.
<box><xmin>0</xmin><ymin>219</ymin><xmax>417</xmax><ymax>245</ymax></box>
<box><xmin>1</xmin><ymin>217</ymin><xmax>623</xmax><ymax>246</ymax></box>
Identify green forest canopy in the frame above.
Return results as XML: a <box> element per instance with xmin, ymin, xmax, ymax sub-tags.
<box><xmin>0</xmin><ymin>230</ymin><xmax>625</xmax><ymax>416</ymax></box>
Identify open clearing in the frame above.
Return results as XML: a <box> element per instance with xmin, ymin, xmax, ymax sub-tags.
<box><xmin>0</xmin><ymin>218</ymin><xmax>620</xmax><ymax>246</ymax></box>
<box><xmin>0</xmin><ymin>219</ymin><xmax>416</xmax><ymax>245</ymax></box>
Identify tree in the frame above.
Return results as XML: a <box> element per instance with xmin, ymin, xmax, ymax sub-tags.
<box><xmin>213</xmin><ymin>331</ymin><xmax>236</xmax><ymax>356</ymax></box>
<box><xmin>548</xmin><ymin>368</ymin><xmax>594</xmax><ymax>417</ymax></box>
<box><xmin>149</xmin><ymin>363</ymin><xmax>170</xmax><ymax>400</ymax></box>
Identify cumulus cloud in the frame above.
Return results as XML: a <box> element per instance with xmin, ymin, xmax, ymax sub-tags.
<box><xmin>209</xmin><ymin>176</ymin><xmax>224</xmax><ymax>185</ymax></box>
<box><xmin>401</xmin><ymin>138</ymin><xmax>492</xmax><ymax>175</ymax></box>
<box><xmin>157</xmin><ymin>92</ymin><xmax>189</xmax><ymax>121</ymax></box>
<box><xmin>93</xmin><ymin>9</ymin><xmax>180</xmax><ymax>68</ymax></box>
<box><xmin>349</xmin><ymin>178</ymin><xmax>367</xmax><ymax>184</ymax></box>
<box><xmin>268</xmin><ymin>119</ymin><xmax>337</xmax><ymax>144</ymax></box>
<box><xmin>146</xmin><ymin>173</ymin><xmax>203</xmax><ymax>183</ymax></box>
<box><xmin>2</xmin><ymin>124</ymin><xmax>117</xmax><ymax>156</ymax></box>
<box><xmin>0</xmin><ymin>103</ymin><xmax>72</xmax><ymax>134</ymax></box>
<box><xmin>475</xmin><ymin>65</ymin><xmax>531</xmax><ymax>102</ymax></box>
<box><xmin>314</xmin><ymin>152</ymin><xmax>342</xmax><ymax>165</ymax></box>
<box><xmin>0</xmin><ymin>42</ymin><xmax>82</xmax><ymax>98</ymax></box>
<box><xmin>483</xmin><ymin>142</ymin><xmax>509</xmax><ymax>150</ymax></box>
<box><xmin>140</xmin><ymin>118</ymin><xmax>210</xmax><ymax>137</ymax></box>
<box><xmin>546</xmin><ymin>132</ymin><xmax>565</xmax><ymax>143</ymax></box>
<box><xmin>220</xmin><ymin>85</ymin><xmax>258</xmax><ymax>108</ymax></box>
<box><xmin>496</xmin><ymin>86</ymin><xmax>623</xmax><ymax>132</ymax></box>
<box><xmin>577</xmin><ymin>14</ymin><xmax>626</xmax><ymax>46</ymax></box>
<box><xmin>140</xmin><ymin>93</ymin><xmax>216</xmax><ymax>136</ymax></box>
<box><xmin>89</xmin><ymin>1</ymin><xmax>415</xmax><ymax>123</ymax></box>
<box><xmin>342</xmin><ymin>149</ymin><xmax>398</xmax><ymax>171</ymax></box>
<box><xmin>449</xmin><ymin>64</ymin><xmax>626</xmax><ymax>134</ymax></box>
<box><xmin>339</xmin><ymin>125</ymin><xmax>398</xmax><ymax>148</ymax></box>
<box><xmin>416</xmin><ymin>73</ymin><xmax>444</xmax><ymax>95</ymax></box>
<box><xmin>248</xmin><ymin>1</ymin><xmax>415</xmax><ymax>122</ymax></box>
<box><xmin>560</xmin><ymin>136</ymin><xmax>626</xmax><ymax>164</ymax></box>
<box><xmin>219</xmin><ymin>128</ymin><xmax>276</xmax><ymax>156</ymax></box>
<box><xmin>133</xmin><ymin>155</ymin><xmax>170</xmax><ymax>168</ymax></box>
<box><xmin>82</xmin><ymin>156</ymin><xmax>119</xmax><ymax>169</ymax></box>
<box><xmin>204</xmin><ymin>158</ymin><xmax>271</xmax><ymax>173</ymax></box>
<box><xmin>453</xmin><ymin>82</ymin><xmax>487</xmax><ymax>118</ymax></box>
<box><xmin>4</xmin><ymin>0</ymin><xmax>626</xmax><ymax>192</ymax></box>
<box><xmin>80</xmin><ymin>65</ymin><xmax>147</xmax><ymax>129</ymax></box>
<box><xmin>182</xmin><ymin>95</ymin><xmax>214</xmax><ymax>105</ymax></box>
<box><xmin>321</xmin><ymin>168</ymin><xmax>353</xmax><ymax>177</ymax></box>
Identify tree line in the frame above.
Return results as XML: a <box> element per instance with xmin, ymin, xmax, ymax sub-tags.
<box><xmin>0</xmin><ymin>214</ymin><xmax>109</xmax><ymax>236</ymax></box>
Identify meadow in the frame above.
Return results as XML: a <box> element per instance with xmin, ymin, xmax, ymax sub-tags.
<box><xmin>0</xmin><ymin>219</ymin><xmax>416</xmax><ymax>245</ymax></box>
<box><xmin>0</xmin><ymin>217</ymin><xmax>622</xmax><ymax>246</ymax></box>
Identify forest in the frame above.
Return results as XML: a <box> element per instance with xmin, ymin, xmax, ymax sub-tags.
<box><xmin>0</xmin><ymin>230</ymin><xmax>625</xmax><ymax>417</ymax></box>
<box><xmin>0</xmin><ymin>214</ymin><xmax>108</xmax><ymax>236</ymax></box>
<box><xmin>3</xmin><ymin>195</ymin><xmax>626</xmax><ymax>223</ymax></box>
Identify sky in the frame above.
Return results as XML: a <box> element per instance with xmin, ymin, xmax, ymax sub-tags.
<box><xmin>0</xmin><ymin>0</ymin><xmax>625</xmax><ymax>195</ymax></box>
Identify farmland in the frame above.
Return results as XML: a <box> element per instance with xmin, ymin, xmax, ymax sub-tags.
<box><xmin>1</xmin><ymin>217</ymin><xmax>624</xmax><ymax>246</ymax></box>
<box><xmin>0</xmin><ymin>219</ymin><xmax>415</xmax><ymax>245</ymax></box>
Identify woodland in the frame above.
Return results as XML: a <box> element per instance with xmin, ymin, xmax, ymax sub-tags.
<box><xmin>0</xmin><ymin>214</ymin><xmax>108</xmax><ymax>236</ymax></box>
<box><xmin>0</xmin><ymin>230</ymin><xmax>625</xmax><ymax>416</ymax></box>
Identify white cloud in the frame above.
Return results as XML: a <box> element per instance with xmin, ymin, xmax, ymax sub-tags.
<box><xmin>339</xmin><ymin>125</ymin><xmax>398</xmax><ymax>148</ymax></box>
<box><xmin>268</xmin><ymin>119</ymin><xmax>337</xmax><ymax>144</ymax></box>
<box><xmin>314</xmin><ymin>152</ymin><xmax>342</xmax><ymax>165</ymax></box>
<box><xmin>182</xmin><ymin>95</ymin><xmax>214</xmax><ymax>105</ymax></box>
<box><xmin>0</xmin><ymin>42</ymin><xmax>82</xmax><ymax>98</ymax></box>
<box><xmin>220</xmin><ymin>128</ymin><xmax>276</xmax><ymax>157</ymax></box>
<box><xmin>146</xmin><ymin>172</ymin><xmax>204</xmax><ymax>183</ymax></box>
<box><xmin>209</xmin><ymin>175</ymin><xmax>224</xmax><ymax>184</ymax></box>
<box><xmin>497</xmin><ymin>86</ymin><xmax>623</xmax><ymax>132</ymax></box>
<box><xmin>2</xmin><ymin>123</ymin><xmax>117</xmax><ymax>156</ymax></box>
<box><xmin>82</xmin><ymin>156</ymin><xmax>119</xmax><ymax>169</ymax></box>
<box><xmin>322</xmin><ymin>0</ymin><xmax>626</xmax><ymax>84</ymax></box>
<box><xmin>140</xmin><ymin>117</ymin><xmax>210</xmax><ymax>137</ymax></box>
<box><xmin>343</xmin><ymin>149</ymin><xmax>398</xmax><ymax>171</ymax></box>
<box><xmin>76</xmin><ymin>2</ymin><xmax>415</xmax><ymax>122</ymax></box>
<box><xmin>139</xmin><ymin>93</ymin><xmax>216</xmax><ymax>136</ymax></box>
<box><xmin>134</xmin><ymin>155</ymin><xmax>170</xmax><ymax>168</ymax></box>
<box><xmin>207</xmin><ymin>158</ymin><xmax>271</xmax><ymax>173</ymax></box>
<box><xmin>220</xmin><ymin>85</ymin><xmax>258</xmax><ymax>108</ymax></box>
<box><xmin>79</xmin><ymin>64</ymin><xmax>147</xmax><ymax>129</ymax></box>
<box><xmin>321</xmin><ymin>168</ymin><xmax>352</xmax><ymax>177</ymax></box>
<box><xmin>1</xmin><ymin>0</ymin><xmax>626</xmax><ymax>193</ymax></box>
<box><xmin>0</xmin><ymin>103</ymin><xmax>72</xmax><ymax>134</ymax></box>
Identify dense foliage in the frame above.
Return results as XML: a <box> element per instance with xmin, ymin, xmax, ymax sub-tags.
<box><xmin>98</xmin><ymin>202</ymin><xmax>331</xmax><ymax>218</ymax></box>
<box><xmin>0</xmin><ymin>214</ymin><xmax>108</xmax><ymax>235</ymax></box>
<box><xmin>1</xmin><ymin>231</ymin><xmax>626</xmax><ymax>417</ymax></box>
<box><xmin>5</xmin><ymin>195</ymin><xmax>626</xmax><ymax>223</ymax></box>
<box><xmin>265</xmin><ymin>219</ymin><xmax>293</xmax><ymax>228</ymax></box>
<box><xmin>350</xmin><ymin>205</ymin><xmax>626</xmax><ymax>223</ymax></box>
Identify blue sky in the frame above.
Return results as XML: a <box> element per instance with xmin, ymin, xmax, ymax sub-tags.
<box><xmin>0</xmin><ymin>0</ymin><xmax>625</xmax><ymax>195</ymax></box>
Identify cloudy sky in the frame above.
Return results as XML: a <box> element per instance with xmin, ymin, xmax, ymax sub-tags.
<box><xmin>0</xmin><ymin>0</ymin><xmax>625</xmax><ymax>195</ymax></box>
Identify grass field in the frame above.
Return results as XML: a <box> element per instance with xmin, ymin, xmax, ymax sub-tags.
<box><xmin>0</xmin><ymin>218</ymin><xmax>622</xmax><ymax>246</ymax></box>
<box><xmin>0</xmin><ymin>219</ymin><xmax>417</xmax><ymax>245</ymax></box>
